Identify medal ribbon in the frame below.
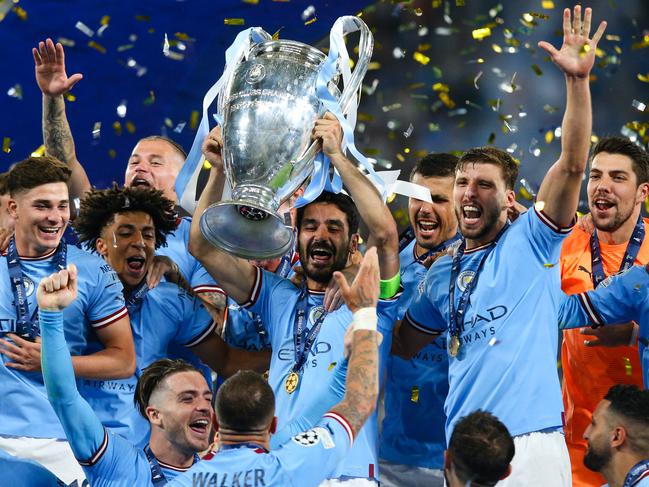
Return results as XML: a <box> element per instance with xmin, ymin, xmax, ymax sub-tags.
<box><xmin>590</xmin><ymin>213</ymin><xmax>645</xmax><ymax>288</ymax></box>
<box><xmin>292</xmin><ymin>287</ymin><xmax>327</xmax><ymax>375</ymax></box>
<box><xmin>6</xmin><ymin>237</ymin><xmax>67</xmax><ymax>340</ymax></box>
<box><xmin>416</xmin><ymin>231</ymin><xmax>463</xmax><ymax>263</ymax></box>
<box><xmin>448</xmin><ymin>225</ymin><xmax>509</xmax><ymax>349</ymax></box>
<box><xmin>623</xmin><ymin>459</ymin><xmax>649</xmax><ymax>487</ymax></box>
<box><xmin>144</xmin><ymin>444</ymin><xmax>200</xmax><ymax>486</ymax></box>
<box><xmin>125</xmin><ymin>280</ymin><xmax>150</xmax><ymax>316</ymax></box>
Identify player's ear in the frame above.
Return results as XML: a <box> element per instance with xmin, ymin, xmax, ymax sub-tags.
<box><xmin>349</xmin><ymin>233</ymin><xmax>359</xmax><ymax>255</ymax></box>
<box><xmin>269</xmin><ymin>416</ymin><xmax>278</xmax><ymax>434</ymax></box>
<box><xmin>146</xmin><ymin>406</ymin><xmax>161</xmax><ymax>425</ymax></box>
<box><xmin>95</xmin><ymin>237</ymin><xmax>109</xmax><ymax>257</ymax></box>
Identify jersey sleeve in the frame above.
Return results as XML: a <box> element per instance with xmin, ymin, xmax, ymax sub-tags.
<box><xmin>240</xmin><ymin>267</ymin><xmax>287</xmax><ymax>339</ymax></box>
<box><xmin>403</xmin><ymin>263</ymin><xmax>447</xmax><ymax>335</ymax></box>
<box><xmin>173</xmin><ymin>288</ymin><xmax>217</xmax><ymax>347</ymax></box>
<box><xmin>558</xmin><ymin>265</ymin><xmax>649</xmax><ymax>329</ymax></box>
<box><xmin>273</xmin><ymin>412</ymin><xmax>354</xmax><ymax>487</ymax></box>
<box><xmin>524</xmin><ymin>207</ymin><xmax>575</xmax><ymax>262</ymax></box>
<box><xmin>86</xmin><ymin>264</ymin><xmax>128</xmax><ymax>330</ymax></box>
<box><xmin>189</xmin><ymin>262</ymin><xmax>224</xmax><ymax>296</ymax></box>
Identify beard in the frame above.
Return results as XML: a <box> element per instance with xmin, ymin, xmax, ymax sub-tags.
<box><xmin>456</xmin><ymin>200</ymin><xmax>503</xmax><ymax>241</ymax></box>
<box><xmin>583</xmin><ymin>443</ymin><xmax>611</xmax><ymax>473</ymax></box>
<box><xmin>591</xmin><ymin>203</ymin><xmax>635</xmax><ymax>233</ymax></box>
<box><xmin>299</xmin><ymin>239</ymin><xmax>349</xmax><ymax>284</ymax></box>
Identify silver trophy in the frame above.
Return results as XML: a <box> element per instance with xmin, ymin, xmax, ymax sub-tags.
<box><xmin>199</xmin><ymin>16</ymin><xmax>373</xmax><ymax>260</ymax></box>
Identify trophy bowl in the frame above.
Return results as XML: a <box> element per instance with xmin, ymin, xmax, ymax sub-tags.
<box><xmin>200</xmin><ymin>17</ymin><xmax>372</xmax><ymax>260</ymax></box>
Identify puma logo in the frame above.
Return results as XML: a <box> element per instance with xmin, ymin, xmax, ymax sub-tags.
<box><xmin>578</xmin><ymin>265</ymin><xmax>592</xmax><ymax>278</ymax></box>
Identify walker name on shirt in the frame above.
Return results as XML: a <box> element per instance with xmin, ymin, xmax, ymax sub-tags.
<box><xmin>192</xmin><ymin>468</ymin><xmax>266</xmax><ymax>487</ymax></box>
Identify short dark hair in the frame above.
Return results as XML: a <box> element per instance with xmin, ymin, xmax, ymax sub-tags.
<box><xmin>592</xmin><ymin>136</ymin><xmax>649</xmax><ymax>185</ymax></box>
<box><xmin>134</xmin><ymin>359</ymin><xmax>203</xmax><ymax>418</ymax></box>
<box><xmin>457</xmin><ymin>147</ymin><xmax>519</xmax><ymax>190</ymax></box>
<box><xmin>604</xmin><ymin>384</ymin><xmax>649</xmax><ymax>454</ymax></box>
<box><xmin>7</xmin><ymin>156</ymin><xmax>71</xmax><ymax>196</ymax></box>
<box><xmin>448</xmin><ymin>410</ymin><xmax>515</xmax><ymax>486</ymax></box>
<box><xmin>410</xmin><ymin>153</ymin><xmax>459</xmax><ymax>181</ymax></box>
<box><xmin>0</xmin><ymin>172</ymin><xmax>8</xmax><ymax>196</ymax></box>
<box><xmin>296</xmin><ymin>191</ymin><xmax>360</xmax><ymax>238</ymax></box>
<box><xmin>215</xmin><ymin>370</ymin><xmax>275</xmax><ymax>433</ymax></box>
<box><xmin>138</xmin><ymin>135</ymin><xmax>187</xmax><ymax>160</ymax></box>
<box><xmin>74</xmin><ymin>185</ymin><xmax>178</xmax><ymax>251</ymax></box>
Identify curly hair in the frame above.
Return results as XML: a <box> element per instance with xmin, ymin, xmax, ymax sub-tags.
<box><xmin>74</xmin><ymin>185</ymin><xmax>177</xmax><ymax>251</ymax></box>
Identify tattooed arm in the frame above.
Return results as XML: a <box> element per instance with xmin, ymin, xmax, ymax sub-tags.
<box><xmin>328</xmin><ymin>247</ymin><xmax>381</xmax><ymax>436</ymax></box>
<box><xmin>34</xmin><ymin>38</ymin><xmax>91</xmax><ymax>200</ymax></box>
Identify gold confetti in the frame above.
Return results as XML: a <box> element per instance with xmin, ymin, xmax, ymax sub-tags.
<box><xmin>492</xmin><ymin>44</ymin><xmax>502</xmax><ymax>53</ymax></box>
<box><xmin>645</xmin><ymin>196</ymin><xmax>649</xmax><ymax>213</ymax></box>
<box><xmin>531</xmin><ymin>64</ymin><xmax>543</xmax><ymax>76</ymax></box>
<box><xmin>304</xmin><ymin>17</ymin><xmax>317</xmax><ymax>26</ymax></box>
<box><xmin>100</xmin><ymin>15</ymin><xmax>110</xmax><ymax>25</ymax></box>
<box><xmin>541</xmin><ymin>0</ymin><xmax>554</xmax><ymax>8</ymax></box>
<box><xmin>432</xmin><ymin>83</ymin><xmax>449</xmax><ymax>92</ymax></box>
<box><xmin>242</xmin><ymin>0</ymin><xmax>259</xmax><ymax>3</ymax></box>
<box><xmin>529</xmin><ymin>12</ymin><xmax>549</xmax><ymax>20</ymax></box>
<box><xmin>439</xmin><ymin>92</ymin><xmax>455</xmax><ymax>109</ymax></box>
<box><xmin>545</xmin><ymin>130</ymin><xmax>554</xmax><ymax>144</ymax></box>
<box><xmin>472</xmin><ymin>27</ymin><xmax>492</xmax><ymax>40</ymax></box>
<box><xmin>64</xmin><ymin>93</ymin><xmax>76</xmax><ymax>102</ymax></box>
<box><xmin>143</xmin><ymin>91</ymin><xmax>155</xmax><ymax>105</ymax></box>
<box><xmin>410</xmin><ymin>386</ymin><xmax>419</xmax><ymax>403</ymax></box>
<box><xmin>327</xmin><ymin>362</ymin><xmax>337</xmax><ymax>371</ymax></box>
<box><xmin>125</xmin><ymin>121</ymin><xmax>136</xmax><ymax>134</ymax></box>
<box><xmin>368</xmin><ymin>62</ymin><xmax>381</xmax><ymax>70</ymax></box>
<box><xmin>428</xmin><ymin>123</ymin><xmax>440</xmax><ymax>132</ymax></box>
<box><xmin>413</xmin><ymin>52</ymin><xmax>430</xmax><ymax>65</ymax></box>
<box><xmin>623</xmin><ymin>357</ymin><xmax>632</xmax><ymax>376</ymax></box>
<box><xmin>190</xmin><ymin>110</ymin><xmax>200</xmax><ymax>130</ymax></box>
<box><xmin>135</xmin><ymin>15</ymin><xmax>150</xmax><ymax>21</ymax></box>
<box><xmin>2</xmin><ymin>137</ymin><xmax>11</xmax><ymax>153</ymax></box>
<box><xmin>386</xmin><ymin>193</ymin><xmax>397</xmax><ymax>204</ymax></box>
<box><xmin>543</xmin><ymin>263</ymin><xmax>555</xmax><ymax>268</ymax></box>
<box><xmin>272</xmin><ymin>28</ymin><xmax>282</xmax><ymax>40</ymax></box>
<box><xmin>396</xmin><ymin>153</ymin><xmax>405</xmax><ymax>162</ymax></box>
<box><xmin>432</xmin><ymin>0</ymin><xmax>442</xmax><ymax>7</ymax></box>
<box><xmin>224</xmin><ymin>18</ymin><xmax>245</xmax><ymax>25</ymax></box>
<box><xmin>88</xmin><ymin>41</ymin><xmax>107</xmax><ymax>54</ymax></box>
<box><xmin>113</xmin><ymin>121</ymin><xmax>122</xmax><ymax>135</ymax></box>
<box><xmin>631</xmin><ymin>35</ymin><xmax>649</xmax><ymax>50</ymax></box>
<box><xmin>12</xmin><ymin>6</ymin><xmax>27</xmax><ymax>21</ymax></box>
<box><xmin>30</xmin><ymin>145</ymin><xmax>46</xmax><ymax>157</ymax></box>
<box><xmin>203</xmin><ymin>160</ymin><xmax>212</xmax><ymax>170</ymax></box>
<box><xmin>108</xmin><ymin>149</ymin><xmax>117</xmax><ymax>159</ymax></box>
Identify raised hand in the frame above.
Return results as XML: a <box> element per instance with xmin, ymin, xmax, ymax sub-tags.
<box><xmin>33</xmin><ymin>38</ymin><xmax>83</xmax><ymax>97</ymax></box>
<box><xmin>333</xmin><ymin>247</ymin><xmax>379</xmax><ymax>314</ymax></box>
<box><xmin>538</xmin><ymin>5</ymin><xmax>607</xmax><ymax>79</ymax></box>
<box><xmin>202</xmin><ymin>125</ymin><xmax>225</xmax><ymax>171</ymax></box>
<box><xmin>36</xmin><ymin>264</ymin><xmax>78</xmax><ymax>312</ymax></box>
<box><xmin>312</xmin><ymin>112</ymin><xmax>344</xmax><ymax>159</ymax></box>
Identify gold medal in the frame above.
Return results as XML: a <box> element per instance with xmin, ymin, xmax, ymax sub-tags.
<box><xmin>285</xmin><ymin>372</ymin><xmax>299</xmax><ymax>394</ymax></box>
<box><xmin>449</xmin><ymin>335</ymin><xmax>460</xmax><ymax>357</ymax></box>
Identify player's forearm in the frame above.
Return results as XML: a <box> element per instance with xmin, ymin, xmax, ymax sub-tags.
<box><xmin>192</xmin><ymin>333</ymin><xmax>271</xmax><ymax>377</ymax></box>
<box><xmin>330</xmin><ymin>153</ymin><xmax>399</xmax><ymax>278</ymax></box>
<box><xmin>71</xmin><ymin>345</ymin><xmax>136</xmax><ymax>379</ymax></box>
<box><xmin>40</xmin><ymin>310</ymin><xmax>106</xmax><ymax>461</ymax></box>
<box><xmin>42</xmin><ymin>94</ymin><xmax>91</xmax><ymax>200</ymax></box>
<box><xmin>329</xmin><ymin>330</ymin><xmax>378</xmax><ymax>437</ymax></box>
<box><xmin>558</xmin><ymin>77</ymin><xmax>592</xmax><ymax>174</ymax></box>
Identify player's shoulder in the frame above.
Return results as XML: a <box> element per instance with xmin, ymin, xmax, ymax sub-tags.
<box><xmin>67</xmin><ymin>245</ymin><xmax>112</xmax><ymax>272</ymax></box>
<box><xmin>148</xmin><ymin>282</ymin><xmax>193</xmax><ymax>311</ymax></box>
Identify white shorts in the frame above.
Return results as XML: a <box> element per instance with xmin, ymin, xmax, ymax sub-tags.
<box><xmin>0</xmin><ymin>435</ymin><xmax>87</xmax><ymax>486</ymax></box>
<box><xmin>497</xmin><ymin>430</ymin><xmax>571</xmax><ymax>487</ymax></box>
<box><xmin>319</xmin><ymin>478</ymin><xmax>378</xmax><ymax>486</ymax></box>
<box><xmin>379</xmin><ymin>459</ymin><xmax>444</xmax><ymax>487</ymax></box>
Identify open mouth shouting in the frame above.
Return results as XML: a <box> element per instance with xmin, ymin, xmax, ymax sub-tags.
<box><xmin>416</xmin><ymin>219</ymin><xmax>440</xmax><ymax>238</ymax></box>
<box><xmin>461</xmin><ymin>204</ymin><xmax>483</xmax><ymax>227</ymax></box>
<box><xmin>125</xmin><ymin>255</ymin><xmax>147</xmax><ymax>276</ymax></box>
<box><xmin>308</xmin><ymin>243</ymin><xmax>335</xmax><ymax>267</ymax></box>
<box><xmin>188</xmin><ymin>417</ymin><xmax>210</xmax><ymax>439</ymax></box>
<box><xmin>131</xmin><ymin>177</ymin><xmax>152</xmax><ymax>188</ymax></box>
<box><xmin>592</xmin><ymin>197</ymin><xmax>615</xmax><ymax>214</ymax></box>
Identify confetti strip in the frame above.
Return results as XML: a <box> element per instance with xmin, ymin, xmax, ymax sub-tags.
<box><xmin>75</xmin><ymin>21</ymin><xmax>95</xmax><ymax>37</ymax></box>
<box><xmin>472</xmin><ymin>27</ymin><xmax>491</xmax><ymax>40</ymax></box>
<box><xmin>224</xmin><ymin>18</ymin><xmax>245</xmax><ymax>25</ymax></box>
<box><xmin>410</xmin><ymin>386</ymin><xmax>419</xmax><ymax>403</ymax></box>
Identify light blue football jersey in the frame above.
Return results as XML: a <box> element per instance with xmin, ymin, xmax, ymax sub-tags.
<box><xmin>244</xmin><ymin>267</ymin><xmax>399</xmax><ymax>480</ymax></box>
<box><xmin>79</xmin><ymin>282</ymin><xmax>215</xmax><ymax>446</ymax></box>
<box><xmin>0</xmin><ymin>448</ymin><xmax>65</xmax><ymax>486</ymax></box>
<box><xmin>558</xmin><ymin>264</ymin><xmax>649</xmax><ymax>388</ymax></box>
<box><xmin>0</xmin><ymin>245</ymin><xmax>127</xmax><ymax>439</ymax></box>
<box><xmin>405</xmin><ymin>209</ymin><xmax>572</xmax><ymax>439</ymax></box>
<box><xmin>80</xmin><ymin>428</ymin><xmax>197</xmax><ymax>486</ymax></box>
<box><xmin>380</xmin><ymin>240</ymin><xmax>449</xmax><ymax>469</ymax></box>
<box><xmin>169</xmin><ymin>413</ymin><xmax>354</xmax><ymax>487</ymax></box>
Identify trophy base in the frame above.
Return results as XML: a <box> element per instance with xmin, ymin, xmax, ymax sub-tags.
<box><xmin>199</xmin><ymin>201</ymin><xmax>294</xmax><ymax>260</ymax></box>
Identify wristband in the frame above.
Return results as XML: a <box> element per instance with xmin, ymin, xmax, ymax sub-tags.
<box><xmin>379</xmin><ymin>272</ymin><xmax>400</xmax><ymax>299</ymax></box>
<box><xmin>351</xmin><ymin>307</ymin><xmax>378</xmax><ymax>332</ymax></box>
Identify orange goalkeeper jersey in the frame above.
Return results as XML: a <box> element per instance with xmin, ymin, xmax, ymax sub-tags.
<box><xmin>560</xmin><ymin>220</ymin><xmax>649</xmax><ymax>487</ymax></box>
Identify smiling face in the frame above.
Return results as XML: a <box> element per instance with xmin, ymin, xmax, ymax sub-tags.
<box><xmin>297</xmin><ymin>202</ymin><xmax>357</xmax><ymax>284</ymax></box>
<box><xmin>96</xmin><ymin>211</ymin><xmax>156</xmax><ymax>291</ymax></box>
<box><xmin>8</xmin><ymin>182</ymin><xmax>69</xmax><ymax>256</ymax></box>
<box><xmin>124</xmin><ymin>139</ymin><xmax>184</xmax><ymax>201</ymax></box>
<box><xmin>454</xmin><ymin>162</ymin><xmax>514</xmax><ymax>246</ymax></box>
<box><xmin>588</xmin><ymin>152</ymin><xmax>648</xmax><ymax>233</ymax></box>
<box><xmin>408</xmin><ymin>172</ymin><xmax>457</xmax><ymax>250</ymax></box>
<box><xmin>148</xmin><ymin>371</ymin><xmax>214</xmax><ymax>455</ymax></box>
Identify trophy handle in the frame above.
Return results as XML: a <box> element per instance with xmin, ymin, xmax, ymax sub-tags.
<box><xmin>289</xmin><ymin>16</ymin><xmax>373</xmax><ymax>181</ymax></box>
